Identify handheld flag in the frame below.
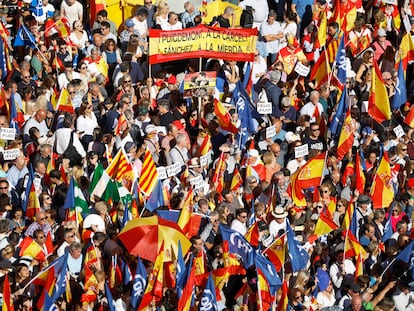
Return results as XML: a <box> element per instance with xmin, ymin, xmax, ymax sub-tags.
<box><xmin>391</xmin><ymin>61</ymin><xmax>407</xmax><ymax>110</ymax></box>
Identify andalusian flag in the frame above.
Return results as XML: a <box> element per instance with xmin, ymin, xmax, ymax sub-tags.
<box><xmin>370</xmin><ymin>154</ymin><xmax>394</xmax><ymax>209</ymax></box>
<box><xmin>337</xmin><ymin>108</ymin><xmax>354</xmax><ymax>160</ymax></box>
<box><xmin>368</xmin><ymin>61</ymin><xmax>391</xmax><ymax>124</ymax></box>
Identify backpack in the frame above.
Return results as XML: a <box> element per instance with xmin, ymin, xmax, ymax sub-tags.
<box><xmin>240</xmin><ymin>6</ymin><xmax>254</xmax><ymax>28</ymax></box>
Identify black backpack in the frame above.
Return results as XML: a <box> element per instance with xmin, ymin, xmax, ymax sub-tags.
<box><xmin>240</xmin><ymin>6</ymin><xmax>254</xmax><ymax>28</ymax></box>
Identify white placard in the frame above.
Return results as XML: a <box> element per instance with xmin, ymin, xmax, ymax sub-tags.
<box><xmin>156</xmin><ymin>126</ymin><xmax>167</xmax><ymax>135</ymax></box>
<box><xmin>295</xmin><ymin>62</ymin><xmax>310</xmax><ymax>77</ymax></box>
<box><xmin>33</xmin><ymin>177</ymin><xmax>41</xmax><ymax>192</ymax></box>
<box><xmin>189</xmin><ymin>175</ymin><xmax>204</xmax><ymax>190</ymax></box>
<box><xmin>157</xmin><ymin>166</ymin><xmax>167</xmax><ymax>180</ymax></box>
<box><xmin>266</xmin><ymin>126</ymin><xmax>276</xmax><ymax>139</ymax></box>
<box><xmin>2</xmin><ymin>148</ymin><xmax>19</xmax><ymax>160</ymax></box>
<box><xmin>0</xmin><ymin>128</ymin><xmax>16</xmax><ymax>140</ymax></box>
<box><xmin>393</xmin><ymin>125</ymin><xmax>405</xmax><ymax>138</ymax></box>
<box><xmin>200</xmin><ymin>153</ymin><xmax>211</xmax><ymax>166</ymax></box>
<box><xmin>166</xmin><ymin>163</ymin><xmax>182</xmax><ymax>177</ymax></box>
<box><xmin>257</xmin><ymin>102</ymin><xmax>272</xmax><ymax>115</ymax></box>
<box><xmin>295</xmin><ymin>144</ymin><xmax>309</xmax><ymax>158</ymax></box>
<box><xmin>382</xmin><ymin>0</ymin><xmax>397</xmax><ymax>4</ymax></box>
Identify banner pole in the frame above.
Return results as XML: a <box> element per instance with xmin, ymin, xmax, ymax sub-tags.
<box><xmin>198</xmin><ymin>57</ymin><xmax>202</xmax><ymax>128</ymax></box>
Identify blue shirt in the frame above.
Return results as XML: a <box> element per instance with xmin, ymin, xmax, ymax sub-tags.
<box><xmin>292</xmin><ymin>0</ymin><xmax>314</xmax><ymax>20</ymax></box>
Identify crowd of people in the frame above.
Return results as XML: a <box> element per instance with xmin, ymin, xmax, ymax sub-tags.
<box><xmin>0</xmin><ymin>0</ymin><xmax>414</xmax><ymax>310</ymax></box>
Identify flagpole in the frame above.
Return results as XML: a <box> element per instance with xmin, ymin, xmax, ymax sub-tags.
<box><xmin>22</xmin><ymin>256</ymin><xmax>63</xmax><ymax>291</ymax></box>
<box><xmin>257</xmin><ymin>271</ymin><xmax>264</xmax><ymax>311</ymax></box>
<box><xmin>261</xmin><ymin>231</ymin><xmax>288</xmax><ymax>254</ymax></box>
<box><xmin>380</xmin><ymin>257</ymin><xmax>397</xmax><ymax>278</ymax></box>
<box><xmin>343</xmin><ymin>228</ymin><xmax>349</xmax><ymax>264</ymax></box>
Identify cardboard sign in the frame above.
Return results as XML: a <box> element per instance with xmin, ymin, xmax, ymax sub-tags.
<box><xmin>266</xmin><ymin>126</ymin><xmax>276</xmax><ymax>139</ymax></box>
<box><xmin>157</xmin><ymin>167</ymin><xmax>167</xmax><ymax>180</ymax></box>
<box><xmin>294</xmin><ymin>62</ymin><xmax>310</xmax><ymax>77</ymax></box>
<box><xmin>393</xmin><ymin>125</ymin><xmax>405</xmax><ymax>138</ymax></box>
<box><xmin>166</xmin><ymin>163</ymin><xmax>182</xmax><ymax>177</ymax></box>
<box><xmin>257</xmin><ymin>102</ymin><xmax>272</xmax><ymax>115</ymax></box>
<box><xmin>0</xmin><ymin>128</ymin><xmax>16</xmax><ymax>140</ymax></box>
<box><xmin>2</xmin><ymin>148</ymin><xmax>20</xmax><ymax>161</ymax></box>
<box><xmin>295</xmin><ymin>144</ymin><xmax>309</xmax><ymax>158</ymax></box>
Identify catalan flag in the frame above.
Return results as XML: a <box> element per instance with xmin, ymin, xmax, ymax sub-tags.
<box><xmin>370</xmin><ymin>153</ymin><xmax>394</xmax><ymax>209</ymax></box>
<box><xmin>214</xmin><ymin>99</ymin><xmax>238</xmax><ymax>134</ymax></box>
<box><xmin>106</xmin><ymin>148</ymin><xmax>135</xmax><ymax>191</ymax></box>
<box><xmin>368</xmin><ymin>61</ymin><xmax>391</xmax><ymax>124</ymax></box>
<box><xmin>337</xmin><ymin>108</ymin><xmax>355</xmax><ymax>160</ymax></box>
<box><xmin>139</xmin><ymin>148</ymin><xmax>158</xmax><ymax>195</ymax></box>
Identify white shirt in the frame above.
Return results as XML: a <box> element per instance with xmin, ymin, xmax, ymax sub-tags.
<box><xmin>23</xmin><ymin>118</ymin><xmax>49</xmax><ymax>137</ymax></box>
<box><xmin>60</xmin><ymin>0</ymin><xmax>83</xmax><ymax>28</ymax></box>
<box><xmin>269</xmin><ymin>219</ymin><xmax>287</xmax><ymax>237</ymax></box>
<box><xmin>239</xmin><ymin>0</ymin><xmax>269</xmax><ymax>23</ymax></box>
<box><xmin>231</xmin><ymin>219</ymin><xmax>247</xmax><ymax>235</ymax></box>
<box><xmin>393</xmin><ymin>288</ymin><xmax>414</xmax><ymax>311</ymax></box>
<box><xmin>50</xmin><ymin>127</ymin><xmax>86</xmax><ymax>157</ymax></box>
<box><xmin>76</xmin><ymin>113</ymin><xmax>99</xmax><ymax>136</ymax></box>
<box><xmin>329</xmin><ymin>259</ymin><xmax>356</xmax><ymax>289</ymax></box>
<box><xmin>300</xmin><ymin>102</ymin><xmax>325</xmax><ymax>122</ymax></box>
<box><xmin>161</xmin><ymin>21</ymin><xmax>183</xmax><ymax>31</ymax></box>
<box><xmin>260</xmin><ymin>20</ymin><xmax>283</xmax><ymax>54</ymax></box>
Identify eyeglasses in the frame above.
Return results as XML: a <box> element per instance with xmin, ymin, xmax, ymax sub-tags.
<box><xmin>321</xmin><ymin>190</ymin><xmax>329</xmax><ymax>193</ymax></box>
<box><xmin>170</xmin><ymin>18</ymin><xmax>178</xmax><ymax>21</ymax></box>
<box><xmin>39</xmin><ymin>217</ymin><xmax>47</xmax><ymax>221</ymax></box>
<box><xmin>69</xmin><ymin>91</ymin><xmax>76</xmax><ymax>94</ymax></box>
<box><xmin>317</xmin><ymin>205</ymin><xmax>323</xmax><ymax>209</ymax></box>
<box><xmin>81</xmin><ymin>66</ymin><xmax>87</xmax><ymax>69</ymax></box>
<box><xmin>393</xmin><ymin>210</ymin><xmax>398</xmax><ymax>213</ymax></box>
<box><xmin>250</xmin><ymin>180</ymin><xmax>258</xmax><ymax>184</ymax></box>
<box><xmin>144</xmin><ymin>1</ymin><xmax>152</xmax><ymax>3</ymax></box>
<box><xmin>295</xmin><ymin>295</ymin><xmax>302</xmax><ymax>299</ymax></box>
<box><xmin>23</xmin><ymin>76</ymin><xmax>30</xmax><ymax>78</ymax></box>
<box><xmin>60</xmin><ymin>46</ymin><xmax>67</xmax><ymax>49</ymax></box>
<box><xmin>312</xmin><ymin>128</ymin><xmax>320</xmax><ymax>131</ymax></box>
<box><xmin>191</xmin><ymin>114</ymin><xmax>197</xmax><ymax>117</ymax></box>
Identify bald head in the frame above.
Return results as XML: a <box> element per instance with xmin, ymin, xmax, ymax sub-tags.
<box><xmin>35</xmin><ymin>109</ymin><xmax>47</xmax><ymax>122</ymax></box>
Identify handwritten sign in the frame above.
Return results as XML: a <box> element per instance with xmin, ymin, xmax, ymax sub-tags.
<box><xmin>382</xmin><ymin>0</ymin><xmax>397</xmax><ymax>4</ymax></box>
<box><xmin>257</xmin><ymin>102</ymin><xmax>272</xmax><ymax>115</ymax></box>
<box><xmin>294</xmin><ymin>62</ymin><xmax>310</xmax><ymax>77</ymax></box>
<box><xmin>166</xmin><ymin>163</ymin><xmax>182</xmax><ymax>177</ymax></box>
<box><xmin>2</xmin><ymin>148</ymin><xmax>20</xmax><ymax>160</ymax></box>
<box><xmin>393</xmin><ymin>125</ymin><xmax>405</xmax><ymax>138</ymax></box>
<box><xmin>0</xmin><ymin>128</ymin><xmax>16</xmax><ymax>140</ymax></box>
<box><xmin>266</xmin><ymin>126</ymin><xmax>276</xmax><ymax>139</ymax></box>
<box><xmin>200</xmin><ymin>153</ymin><xmax>211</xmax><ymax>166</ymax></box>
<box><xmin>295</xmin><ymin>144</ymin><xmax>309</xmax><ymax>159</ymax></box>
<box><xmin>157</xmin><ymin>167</ymin><xmax>167</xmax><ymax>180</ymax></box>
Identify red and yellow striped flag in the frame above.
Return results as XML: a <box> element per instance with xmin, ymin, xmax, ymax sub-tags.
<box><xmin>400</xmin><ymin>32</ymin><xmax>414</xmax><ymax>70</ymax></box>
<box><xmin>56</xmin><ymin>88</ymin><xmax>74</xmax><ymax>113</ymax></box>
<box><xmin>337</xmin><ymin>108</ymin><xmax>355</xmax><ymax>160</ymax></box>
<box><xmin>370</xmin><ymin>153</ymin><xmax>394</xmax><ymax>209</ymax></box>
<box><xmin>199</xmin><ymin>132</ymin><xmax>212</xmax><ymax>156</ymax></box>
<box><xmin>214</xmin><ymin>99</ymin><xmax>238</xmax><ymax>134</ymax></box>
<box><xmin>230</xmin><ymin>167</ymin><xmax>243</xmax><ymax>191</ymax></box>
<box><xmin>2</xmin><ymin>276</ymin><xmax>13</xmax><ymax>311</ymax></box>
<box><xmin>355</xmin><ymin>153</ymin><xmax>365</xmax><ymax>194</ymax></box>
<box><xmin>114</xmin><ymin>113</ymin><xmax>127</xmax><ymax>136</ymax></box>
<box><xmin>139</xmin><ymin>148</ymin><xmax>158</xmax><ymax>195</ymax></box>
<box><xmin>106</xmin><ymin>148</ymin><xmax>135</xmax><ymax>191</ymax></box>
<box><xmin>314</xmin><ymin>212</ymin><xmax>339</xmax><ymax>236</ymax></box>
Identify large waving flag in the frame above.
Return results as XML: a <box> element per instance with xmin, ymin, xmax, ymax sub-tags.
<box><xmin>343</xmin><ymin>230</ymin><xmax>367</xmax><ymax>259</ymax></box>
<box><xmin>199</xmin><ymin>273</ymin><xmax>219</xmax><ymax>311</ymax></box>
<box><xmin>342</xmin><ymin>202</ymin><xmax>355</xmax><ymax>230</ymax></box>
<box><xmin>19</xmin><ymin>236</ymin><xmax>46</xmax><ymax>262</ymax></box>
<box><xmin>56</xmin><ymin>89</ymin><xmax>74</xmax><ymax>113</ymax></box>
<box><xmin>220</xmin><ymin>225</ymin><xmax>254</xmax><ymax>268</ymax></box>
<box><xmin>310</xmin><ymin>48</ymin><xmax>331</xmax><ymax>85</ymax></box>
<box><xmin>369</xmin><ymin>61</ymin><xmax>392</xmax><ymax>124</ymax></box>
<box><xmin>276</xmin><ymin>280</ymin><xmax>289</xmax><ymax>311</ymax></box>
<box><xmin>177</xmin><ymin>261</ymin><xmax>195</xmax><ymax>311</ymax></box>
<box><xmin>288</xmin><ymin>169</ymin><xmax>307</xmax><ymax>206</ymax></box>
<box><xmin>335</xmin><ymin>34</ymin><xmax>346</xmax><ymax>85</ymax></box>
<box><xmin>214</xmin><ymin>99</ymin><xmax>238</xmax><ymax>134</ymax></box>
<box><xmin>263</xmin><ymin>235</ymin><xmax>285</xmax><ymax>272</ymax></box>
<box><xmin>14</xmin><ymin>24</ymin><xmax>36</xmax><ymax>48</ymax></box>
<box><xmin>337</xmin><ymin>108</ymin><xmax>355</xmax><ymax>160</ymax></box>
<box><xmin>106</xmin><ymin>148</ymin><xmax>135</xmax><ymax>191</ymax></box>
<box><xmin>315</xmin><ymin>9</ymin><xmax>327</xmax><ymax>49</ymax></box>
<box><xmin>233</xmin><ymin>82</ymin><xmax>256</xmax><ymax>148</ymax></box>
<box><xmin>130</xmin><ymin>257</ymin><xmax>147</xmax><ymax>310</ymax></box>
<box><xmin>399</xmin><ymin>32</ymin><xmax>414</xmax><ymax>70</ymax></box>
<box><xmin>255</xmin><ymin>251</ymin><xmax>282</xmax><ymax>311</ymax></box>
<box><xmin>370</xmin><ymin>154</ymin><xmax>394</xmax><ymax>209</ymax></box>
<box><xmin>230</xmin><ymin>167</ymin><xmax>243</xmax><ymax>191</ymax></box>
<box><xmin>314</xmin><ymin>213</ymin><xmax>339</xmax><ymax>236</ymax></box>
<box><xmin>139</xmin><ymin>148</ymin><xmax>158</xmax><ymax>195</ymax></box>
<box><xmin>391</xmin><ymin>61</ymin><xmax>407</xmax><ymax>110</ymax></box>
<box><xmin>296</xmin><ymin>152</ymin><xmax>326</xmax><ymax>189</ymax></box>
<box><xmin>286</xmin><ymin>221</ymin><xmax>309</xmax><ymax>272</ymax></box>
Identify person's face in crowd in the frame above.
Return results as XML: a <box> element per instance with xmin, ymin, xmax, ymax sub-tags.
<box><xmin>14</xmin><ymin>210</ymin><xmax>23</xmax><ymax>220</ymax></box>
<box><xmin>0</xmin><ymin>182</ymin><xmax>8</xmax><ymax>194</ymax></box>
<box><xmin>18</xmin><ymin>266</ymin><xmax>30</xmax><ymax>279</ymax></box>
<box><xmin>93</xmin><ymin>35</ymin><xmax>103</xmax><ymax>47</ymax></box>
<box><xmin>267</xmin><ymin>15</ymin><xmax>275</xmax><ymax>25</ymax></box>
<box><xmin>21</xmin><ymin>71</ymin><xmax>31</xmax><ymax>83</ymax></box>
<box><xmin>351</xmin><ymin>296</ymin><xmax>362</xmax><ymax>311</ymax></box>
<box><xmin>168</xmin><ymin>14</ymin><xmax>179</xmax><ymax>25</ymax></box>
<box><xmin>310</xmin><ymin>125</ymin><xmax>320</xmax><ymax>138</ymax></box>
<box><xmin>70</xmin><ymin>248</ymin><xmax>82</xmax><ymax>259</ymax></box>
<box><xmin>320</xmin><ymin>186</ymin><xmax>331</xmax><ymax>198</ymax></box>
<box><xmin>37</xmin><ymin>163</ymin><xmax>47</xmax><ymax>176</ymax></box>
<box><xmin>383</xmin><ymin>72</ymin><xmax>393</xmax><ymax>85</ymax></box>
<box><xmin>337</xmin><ymin>201</ymin><xmax>346</xmax><ymax>213</ymax></box>
<box><xmin>224</xmin><ymin>193</ymin><xmax>234</xmax><ymax>203</ymax></box>
<box><xmin>100</xmin><ymin>25</ymin><xmax>109</xmax><ymax>35</ymax></box>
<box><xmin>365</xmin><ymin>225</ymin><xmax>375</xmax><ymax>238</ymax></box>
<box><xmin>66</xmin><ymin>0</ymin><xmax>76</xmax><ymax>5</ymax></box>
<box><xmin>389</xmin><ymin>155</ymin><xmax>397</xmax><ymax>168</ymax></box>
<box><xmin>91</xmin><ymin>49</ymin><xmax>100</xmax><ymax>60</ymax></box>
<box><xmin>198</xmin><ymin>203</ymin><xmax>208</xmax><ymax>215</ymax></box>
<box><xmin>237</xmin><ymin>212</ymin><xmax>248</xmax><ymax>224</ymax></box>
<box><xmin>43</xmin><ymin>195</ymin><xmax>53</xmax><ymax>208</ymax></box>
<box><xmin>144</xmin><ymin>0</ymin><xmax>153</xmax><ymax>9</ymax></box>
<box><xmin>141</xmin><ymin>88</ymin><xmax>149</xmax><ymax>98</ymax></box>
<box><xmin>249</xmin><ymin>178</ymin><xmax>258</xmax><ymax>189</ymax></box>
<box><xmin>192</xmin><ymin>238</ymin><xmax>203</xmax><ymax>252</ymax></box>
<box><xmin>58</xmin><ymin>44</ymin><xmax>67</xmax><ymax>55</ymax></box>
<box><xmin>97</xmin><ymin>15</ymin><xmax>105</xmax><ymax>23</ymax></box>
<box><xmin>34</xmin><ymin>232</ymin><xmax>46</xmax><ymax>245</ymax></box>
<box><xmin>368</xmin><ymin>152</ymin><xmax>377</xmax><ymax>164</ymax></box>
<box><xmin>89</xmin><ymin>154</ymin><xmax>99</xmax><ymax>165</ymax></box>
<box><xmin>68</xmin><ymin>86</ymin><xmax>76</xmax><ymax>99</ymax></box>
<box><xmin>311</xmin><ymin>93</ymin><xmax>320</xmax><ymax>105</ymax></box>
<box><xmin>40</xmin><ymin>146</ymin><xmax>51</xmax><ymax>158</ymax></box>
<box><xmin>137</xmin><ymin>14</ymin><xmax>147</xmax><ymax>22</ymax></box>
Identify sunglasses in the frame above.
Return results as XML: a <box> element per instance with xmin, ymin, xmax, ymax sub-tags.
<box><xmin>123</xmin><ymin>80</ymin><xmax>132</xmax><ymax>83</ymax></box>
<box><xmin>0</xmin><ymin>187</ymin><xmax>7</xmax><ymax>190</ymax></box>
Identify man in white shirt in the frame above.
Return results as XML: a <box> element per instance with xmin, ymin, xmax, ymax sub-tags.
<box><xmin>132</xmin><ymin>8</ymin><xmax>149</xmax><ymax>38</ymax></box>
<box><xmin>23</xmin><ymin>109</ymin><xmax>49</xmax><ymax>137</ymax></box>
<box><xmin>231</xmin><ymin>208</ymin><xmax>249</xmax><ymax>235</ymax></box>
<box><xmin>300</xmin><ymin>90</ymin><xmax>325</xmax><ymax>122</ymax></box>
<box><xmin>60</xmin><ymin>0</ymin><xmax>83</xmax><ymax>29</ymax></box>
<box><xmin>260</xmin><ymin>11</ymin><xmax>284</xmax><ymax>65</ymax></box>
<box><xmin>161</xmin><ymin>12</ymin><xmax>183</xmax><ymax>31</ymax></box>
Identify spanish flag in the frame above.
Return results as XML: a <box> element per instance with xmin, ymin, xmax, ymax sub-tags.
<box><xmin>114</xmin><ymin>113</ymin><xmax>127</xmax><ymax>136</ymax></box>
<box><xmin>314</xmin><ymin>9</ymin><xmax>327</xmax><ymax>49</ymax></box>
<box><xmin>368</xmin><ymin>61</ymin><xmax>391</xmax><ymax>124</ymax></box>
<box><xmin>177</xmin><ymin>188</ymin><xmax>194</xmax><ymax>235</ymax></box>
<box><xmin>297</xmin><ymin>152</ymin><xmax>326</xmax><ymax>189</ymax></box>
<box><xmin>214</xmin><ymin>99</ymin><xmax>238</xmax><ymax>134</ymax></box>
<box><xmin>404</xmin><ymin>104</ymin><xmax>414</xmax><ymax>128</ymax></box>
<box><xmin>263</xmin><ymin>236</ymin><xmax>285</xmax><ymax>272</ymax></box>
<box><xmin>81</xmin><ymin>265</ymin><xmax>99</xmax><ymax>303</ymax></box>
<box><xmin>342</xmin><ymin>202</ymin><xmax>355</xmax><ymax>230</ymax></box>
<box><xmin>354</xmin><ymin>253</ymin><xmax>364</xmax><ymax>281</ymax></box>
<box><xmin>2</xmin><ymin>276</ymin><xmax>12</xmax><ymax>311</ymax></box>
<box><xmin>400</xmin><ymin>32</ymin><xmax>414</xmax><ymax>70</ymax></box>
<box><xmin>177</xmin><ymin>260</ymin><xmax>195</xmax><ymax>311</ymax></box>
<box><xmin>19</xmin><ymin>236</ymin><xmax>47</xmax><ymax>262</ymax></box>
<box><xmin>56</xmin><ymin>88</ymin><xmax>74</xmax><ymax>114</ymax></box>
<box><xmin>355</xmin><ymin>153</ymin><xmax>366</xmax><ymax>194</ymax></box>
<box><xmin>343</xmin><ymin>230</ymin><xmax>367</xmax><ymax>259</ymax></box>
<box><xmin>310</xmin><ymin>48</ymin><xmax>331</xmax><ymax>85</ymax></box>
<box><xmin>198</xmin><ymin>132</ymin><xmax>212</xmax><ymax>156</ymax></box>
<box><xmin>230</xmin><ymin>167</ymin><xmax>243</xmax><ymax>191</ymax></box>
<box><xmin>314</xmin><ymin>212</ymin><xmax>339</xmax><ymax>236</ymax></box>
<box><xmin>370</xmin><ymin>153</ymin><xmax>394</xmax><ymax>209</ymax></box>
<box><xmin>276</xmin><ymin>280</ymin><xmax>289</xmax><ymax>311</ymax></box>
<box><xmin>337</xmin><ymin>108</ymin><xmax>355</xmax><ymax>160</ymax></box>
<box><xmin>288</xmin><ymin>169</ymin><xmax>307</xmax><ymax>206</ymax></box>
